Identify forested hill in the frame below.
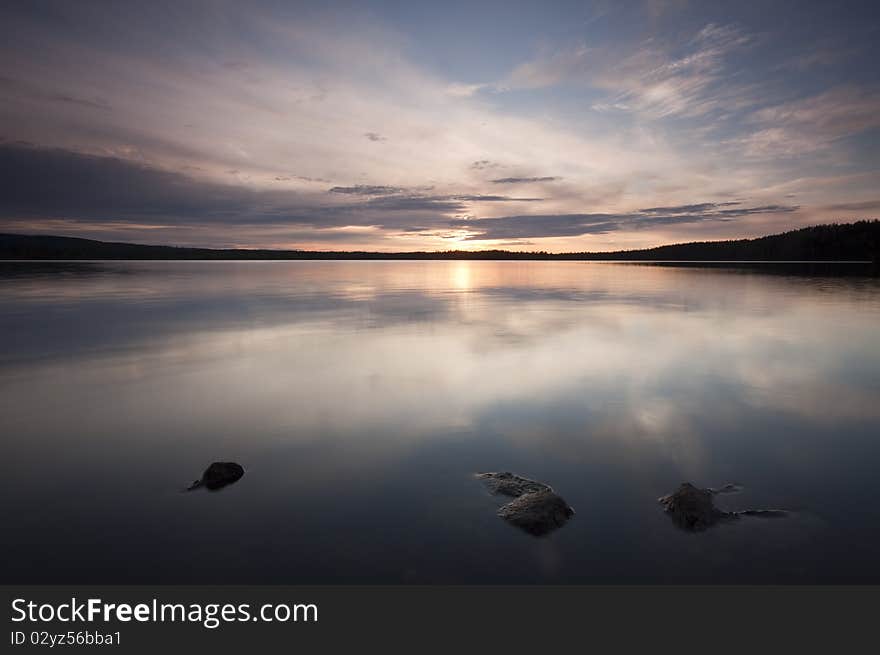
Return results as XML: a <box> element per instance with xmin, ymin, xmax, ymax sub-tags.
<box><xmin>578</xmin><ymin>220</ymin><xmax>879</xmax><ymax>261</ymax></box>
<box><xmin>1</xmin><ymin>220</ymin><xmax>877</xmax><ymax>261</ymax></box>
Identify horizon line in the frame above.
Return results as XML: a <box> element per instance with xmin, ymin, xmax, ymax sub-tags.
<box><xmin>2</xmin><ymin>219</ymin><xmax>878</xmax><ymax>256</ymax></box>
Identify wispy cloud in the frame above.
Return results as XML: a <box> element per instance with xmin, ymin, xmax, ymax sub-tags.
<box><xmin>491</xmin><ymin>176</ymin><xmax>560</xmax><ymax>184</ymax></box>
<box><xmin>738</xmin><ymin>86</ymin><xmax>880</xmax><ymax>157</ymax></box>
<box><xmin>504</xmin><ymin>45</ymin><xmax>592</xmax><ymax>90</ymax></box>
<box><xmin>498</xmin><ymin>22</ymin><xmax>753</xmax><ymax>120</ymax></box>
<box><xmin>595</xmin><ymin>23</ymin><xmax>753</xmax><ymax>119</ymax></box>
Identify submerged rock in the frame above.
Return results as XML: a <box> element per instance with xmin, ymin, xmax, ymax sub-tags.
<box><xmin>188</xmin><ymin>462</ymin><xmax>244</xmax><ymax>491</ymax></box>
<box><xmin>659</xmin><ymin>482</ymin><xmax>788</xmax><ymax>531</ymax></box>
<box><xmin>658</xmin><ymin>482</ymin><xmax>731</xmax><ymax>531</ymax></box>
<box><xmin>476</xmin><ymin>471</ymin><xmax>551</xmax><ymax>497</ymax></box>
<box><xmin>477</xmin><ymin>472</ymin><xmax>574</xmax><ymax>537</ymax></box>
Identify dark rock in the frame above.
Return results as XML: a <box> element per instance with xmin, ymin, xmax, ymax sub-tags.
<box><xmin>188</xmin><ymin>462</ymin><xmax>244</xmax><ymax>491</ymax></box>
<box><xmin>477</xmin><ymin>472</ymin><xmax>574</xmax><ymax>536</ymax></box>
<box><xmin>476</xmin><ymin>471</ymin><xmax>551</xmax><ymax>497</ymax></box>
<box><xmin>658</xmin><ymin>482</ymin><xmax>731</xmax><ymax>531</ymax></box>
<box><xmin>497</xmin><ymin>489</ymin><xmax>575</xmax><ymax>536</ymax></box>
<box><xmin>659</xmin><ymin>482</ymin><xmax>789</xmax><ymax>530</ymax></box>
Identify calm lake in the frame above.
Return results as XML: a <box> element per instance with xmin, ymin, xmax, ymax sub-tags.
<box><xmin>2</xmin><ymin>260</ymin><xmax>879</xmax><ymax>583</ymax></box>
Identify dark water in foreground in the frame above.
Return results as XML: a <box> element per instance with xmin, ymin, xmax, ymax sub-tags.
<box><xmin>2</xmin><ymin>260</ymin><xmax>879</xmax><ymax>584</ymax></box>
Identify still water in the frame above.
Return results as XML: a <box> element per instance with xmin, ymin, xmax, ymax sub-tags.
<box><xmin>2</xmin><ymin>261</ymin><xmax>879</xmax><ymax>583</ymax></box>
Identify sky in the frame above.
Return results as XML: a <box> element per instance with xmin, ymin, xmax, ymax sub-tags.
<box><xmin>1</xmin><ymin>0</ymin><xmax>879</xmax><ymax>252</ymax></box>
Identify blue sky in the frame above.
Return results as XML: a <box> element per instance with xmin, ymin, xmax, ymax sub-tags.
<box><xmin>1</xmin><ymin>0</ymin><xmax>878</xmax><ymax>250</ymax></box>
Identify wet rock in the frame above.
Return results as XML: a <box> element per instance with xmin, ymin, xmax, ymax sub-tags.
<box><xmin>497</xmin><ymin>489</ymin><xmax>575</xmax><ymax>536</ymax></box>
<box><xmin>476</xmin><ymin>471</ymin><xmax>551</xmax><ymax>497</ymax></box>
<box><xmin>188</xmin><ymin>462</ymin><xmax>244</xmax><ymax>491</ymax></box>
<box><xmin>477</xmin><ymin>472</ymin><xmax>574</xmax><ymax>536</ymax></box>
<box><xmin>658</xmin><ymin>482</ymin><xmax>731</xmax><ymax>531</ymax></box>
<box><xmin>659</xmin><ymin>482</ymin><xmax>789</xmax><ymax>531</ymax></box>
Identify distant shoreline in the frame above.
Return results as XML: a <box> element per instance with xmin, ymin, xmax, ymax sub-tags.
<box><xmin>0</xmin><ymin>258</ymin><xmax>873</xmax><ymax>263</ymax></box>
<box><xmin>1</xmin><ymin>220</ymin><xmax>877</xmax><ymax>262</ymax></box>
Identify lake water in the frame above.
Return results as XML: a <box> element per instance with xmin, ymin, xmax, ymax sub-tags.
<box><xmin>2</xmin><ymin>260</ymin><xmax>879</xmax><ymax>584</ymax></box>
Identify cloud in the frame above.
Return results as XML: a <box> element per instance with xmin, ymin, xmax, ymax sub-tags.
<box><xmin>470</xmin><ymin>160</ymin><xmax>500</xmax><ymax>170</ymax></box>
<box><xmin>449</xmin><ymin>194</ymin><xmax>542</xmax><ymax>202</ymax></box>
<box><xmin>823</xmin><ymin>200</ymin><xmax>880</xmax><ymax>212</ymax></box>
<box><xmin>0</xmin><ymin>143</ymin><xmax>453</xmax><ymax>233</ymax></box>
<box><xmin>499</xmin><ymin>22</ymin><xmax>753</xmax><ymax>120</ymax></box>
<box><xmin>0</xmin><ymin>143</ymin><xmax>804</xmax><ymax>249</ymax></box>
<box><xmin>491</xmin><ymin>177</ymin><xmax>560</xmax><ymax>184</ymax></box>
<box><xmin>329</xmin><ymin>183</ymin><xmax>544</xmax><ymax>204</ymax></box>
<box><xmin>638</xmin><ymin>202</ymin><xmax>741</xmax><ymax>214</ymax></box>
<box><xmin>452</xmin><ymin>202</ymin><xmax>798</xmax><ymax>240</ymax></box>
<box><xmin>445</xmin><ymin>82</ymin><xmax>488</xmax><ymax>97</ymax></box>
<box><xmin>504</xmin><ymin>45</ymin><xmax>591</xmax><ymax>90</ymax></box>
<box><xmin>599</xmin><ymin>23</ymin><xmax>753</xmax><ymax>119</ymax></box>
<box><xmin>277</xmin><ymin>175</ymin><xmax>329</xmax><ymax>183</ymax></box>
<box><xmin>0</xmin><ymin>143</ymin><xmax>264</xmax><ymax>223</ymax></box>
<box><xmin>329</xmin><ymin>185</ymin><xmax>405</xmax><ymax>195</ymax></box>
<box><xmin>359</xmin><ymin>195</ymin><xmax>468</xmax><ymax>213</ymax></box>
<box><xmin>0</xmin><ymin>4</ymin><xmax>783</xmax><ymax>252</ymax></box>
<box><xmin>739</xmin><ymin>86</ymin><xmax>880</xmax><ymax>157</ymax></box>
<box><xmin>0</xmin><ymin>144</ymin><xmax>540</xmax><ymax>240</ymax></box>
<box><xmin>358</xmin><ymin>193</ymin><xmax>543</xmax><ymax>213</ymax></box>
<box><xmin>7</xmin><ymin>3</ymin><xmax>629</xmax><ymax>201</ymax></box>
<box><xmin>0</xmin><ymin>3</ymin><xmax>874</xmax><ymax>251</ymax></box>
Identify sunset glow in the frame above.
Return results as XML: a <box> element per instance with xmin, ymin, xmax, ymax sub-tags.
<box><xmin>2</xmin><ymin>1</ymin><xmax>878</xmax><ymax>251</ymax></box>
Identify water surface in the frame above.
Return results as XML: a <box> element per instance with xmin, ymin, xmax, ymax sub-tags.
<box><xmin>2</xmin><ymin>260</ymin><xmax>879</xmax><ymax>583</ymax></box>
